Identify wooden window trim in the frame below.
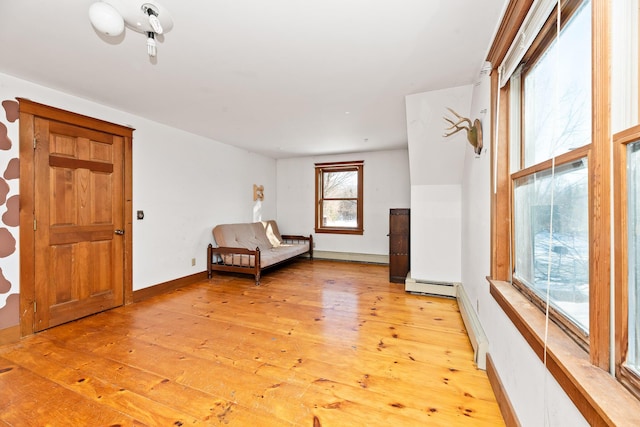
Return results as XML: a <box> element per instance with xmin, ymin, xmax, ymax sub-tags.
<box><xmin>589</xmin><ymin>0</ymin><xmax>612</xmax><ymax>371</ymax></box>
<box><xmin>487</xmin><ymin>0</ymin><xmax>622</xmax><ymax>420</ymax></box>
<box><xmin>314</xmin><ymin>161</ymin><xmax>364</xmax><ymax>235</ymax></box>
<box><xmin>490</xmin><ymin>76</ymin><xmax>512</xmax><ymax>281</ymax></box>
<box><xmin>511</xmin><ymin>145</ymin><xmax>590</xmax><ymax>180</ymax></box>
<box><xmin>489</xmin><ymin>279</ymin><xmax>640</xmax><ymax>425</ymax></box>
<box><xmin>614</xmin><ymin>124</ymin><xmax>640</xmax><ymax>400</ymax></box>
<box><xmin>510</xmin><ymin>277</ymin><xmax>589</xmax><ymax>350</ymax></box>
<box><xmin>490</xmin><ymin>0</ymin><xmax>610</xmax><ymax>367</ymax></box>
<box><xmin>486</xmin><ymin>0</ymin><xmax>534</xmax><ymax>67</ymax></box>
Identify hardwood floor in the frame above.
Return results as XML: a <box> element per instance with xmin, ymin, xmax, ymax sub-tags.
<box><xmin>0</xmin><ymin>260</ymin><xmax>505</xmax><ymax>426</ymax></box>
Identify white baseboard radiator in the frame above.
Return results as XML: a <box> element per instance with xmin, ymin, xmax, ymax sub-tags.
<box><xmin>404</xmin><ymin>273</ymin><xmax>488</xmax><ymax>370</ymax></box>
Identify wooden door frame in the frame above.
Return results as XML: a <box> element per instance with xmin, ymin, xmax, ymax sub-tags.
<box><xmin>18</xmin><ymin>99</ymin><xmax>134</xmax><ymax>337</ymax></box>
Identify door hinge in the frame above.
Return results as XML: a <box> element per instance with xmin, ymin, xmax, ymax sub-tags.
<box><xmin>33</xmin><ymin>137</ymin><xmax>37</xmax><ymax>149</ymax></box>
<box><xmin>33</xmin><ymin>301</ymin><xmax>37</xmax><ymax>313</ymax></box>
<box><xmin>33</xmin><ymin>219</ymin><xmax>37</xmax><ymax>231</ymax></box>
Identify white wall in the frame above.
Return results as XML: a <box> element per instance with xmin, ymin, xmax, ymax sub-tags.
<box><xmin>405</xmin><ymin>85</ymin><xmax>472</xmax><ymax>283</ymax></box>
<box><xmin>460</xmin><ymin>72</ymin><xmax>587</xmax><ymax>426</ymax></box>
<box><xmin>410</xmin><ymin>184</ymin><xmax>461</xmax><ymax>283</ymax></box>
<box><xmin>0</xmin><ymin>72</ymin><xmax>276</xmax><ymax>308</ymax></box>
<box><xmin>276</xmin><ymin>150</ymin><xmax>410</xmax><ymax>256</ymax></box>
<box><xmin>460</xmin><ymin>78</ymin><xmax>491</xmax><ymax>309</ymax></box>
<box><xmin>406</xmin><ymin>85</ymin><xmax>471</xmax><ymax>186</ymax></box>
<box><xmin>132</xmin><ymin>123</ymin><xmax>275</xmax><ymax>290</ymax></box>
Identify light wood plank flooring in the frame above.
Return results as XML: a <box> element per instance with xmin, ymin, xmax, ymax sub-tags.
<box><xmin>0</xmin><ymin>259</ymin><xmax>505</xmax><ymax>426</ymax></box>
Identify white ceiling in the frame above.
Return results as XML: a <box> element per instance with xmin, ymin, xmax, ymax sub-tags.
<box><xmin>0</xmin><ymin>0</ymin><xmax>507</xmax><ymax>159</ymax></box>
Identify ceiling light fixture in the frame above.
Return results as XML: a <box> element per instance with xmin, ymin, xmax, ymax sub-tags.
<box><xmin>89</xmin><ymin>0</ymin><xmax>173</xmax><ymax>58</ymax></box>
<box><xmin>88</xmin><ymin>2</ymin><xmax>124</xmax><ymax>36</ymax></box>
<box><xmin>143</xmin><ymin>3</ymin><xmax>164</xmax><ymax>34</ymax></box>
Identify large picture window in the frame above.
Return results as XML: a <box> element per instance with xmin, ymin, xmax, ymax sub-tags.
<box><xmin>314</xmin><ymin>161</ymin><xmax>363</xmax><ymax>235</ymax></box>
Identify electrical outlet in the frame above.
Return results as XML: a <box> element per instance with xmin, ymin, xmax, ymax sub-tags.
<box><xmin>191</xmin><ymin>258</ymin><xmax>196</xmax><ymax>266</ymax></box>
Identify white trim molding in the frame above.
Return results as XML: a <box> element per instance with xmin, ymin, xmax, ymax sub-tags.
<box><xmin>312</xmin><ymin>251</ymin><xmax>388</xmax><ymax>264</ymax></box>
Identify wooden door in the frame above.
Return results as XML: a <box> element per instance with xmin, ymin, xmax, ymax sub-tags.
<box><xmin>32</xmin><ymin>117</ymin><xmax>125</xmax><ymax>331</ymax></box>
<box><xmin>389</xmin><ymin>208</ymin><xmax>410</xmax><ymax>283</ymax></box>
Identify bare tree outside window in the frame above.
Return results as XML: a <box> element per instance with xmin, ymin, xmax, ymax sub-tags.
<box><xmin>512</xmin><ymin>1</ymin><xmax>592</xmax><ymax>339</ymax></box>
<box><xmin>322</xmin><ymin>171</ymin><xmax>357</xmax><ymax>227</ymax></box>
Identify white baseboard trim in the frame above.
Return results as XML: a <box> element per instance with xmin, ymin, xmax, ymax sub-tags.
<box><xmin>457</xmin><ymin>284</ymin><xmax>488</xmax><ymax>370</ymax></box>
<box><xmin>404</xmin><ymin>273</ymin><xmax>488</xmax><ymax>370</ymax></box>
<box><xmin>313</xmin><ymin>251</ymin><xmax>388</xmax><ymax>264</ymax></box>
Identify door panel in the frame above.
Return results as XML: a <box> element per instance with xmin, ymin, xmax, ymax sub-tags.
<box><xmin>389</xmin><ymin>209</ymin><xmax>410</xmax><ymax>283</ymax></box>
<box><xmin>34</xmin><ymin>117</ymin><xmax>124</xmax><ymax>331</ymax></box>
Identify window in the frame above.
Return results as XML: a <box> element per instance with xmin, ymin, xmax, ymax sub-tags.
<box><xmin>513</xmin><ymin>159</ymin><xmax>590</xmax><ymax>335</ymax></box>
<box><xmin>612</xmin><ymin>0</ymin><xmax>640</xmax><ymax>402</ymax></box>
<box><xmin>314</xmin><ymin>161</ymin><xmax>363</xmax><ymax>235</ymax></box>
<box><xmin>615</xmin><ymin>129</ymin><xmax>640</xmax><ymax>399</ymax></box>
<box><xmin>489</xmin><ymin>0</ymin><xmax>640</xmax><ymax>419</ymax></box>
<box><xmin>626</xmin><ymin>140</ymin><xmax>640</xmax><ymax>382</ymax></box>
<box><xmin>510</xmin><ymin>0</ymin><xmax>592</xmax><ymax>345</ymax></box>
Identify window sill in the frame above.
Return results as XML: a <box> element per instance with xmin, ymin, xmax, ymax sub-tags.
<box><xmin>314</xmin><ymin>228</ymin><xmax>363</xmax><ymax>235</ymax></box>
<box><xmin>489</xmin><ymin>279</ymin><xmax>640</xmax><ymax>426</ymax></box>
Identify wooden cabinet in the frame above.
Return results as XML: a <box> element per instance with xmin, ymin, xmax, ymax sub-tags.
<box><xmin>389</xmin><ymin>208</ymin><xmax>410</xmax><ymax>283</ymax></box>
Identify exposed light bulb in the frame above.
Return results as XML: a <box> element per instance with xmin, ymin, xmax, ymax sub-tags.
<box><xmin>143</xmin><ymin>4</ymin><xmax>164</xmax><ymax>34</ymax></box>
<box><xmin>147</xmin><ymin>32</ymin><xmax>157</xmax><ymax>57</ymax></box>
<box><xmin>149</xmin><ymin>13</ymin><xmax>163</xmax><ymax>34</ymax></box>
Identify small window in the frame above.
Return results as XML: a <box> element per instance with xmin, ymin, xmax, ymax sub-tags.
<box><xmin>314</xmin><ymin>161</ymin><xmax>363</xmax><ymax>235</ymax></box>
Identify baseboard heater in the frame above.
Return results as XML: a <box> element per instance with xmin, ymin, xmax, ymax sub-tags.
<box><xmin>404</xmin><ymin>274</ymin><xmax>457</xmax><ymax>297</ymax></box>
<box><xmin>404</xmin><ymin>273</ymin><xmax>488</xmax><ymax>370</ymax></box>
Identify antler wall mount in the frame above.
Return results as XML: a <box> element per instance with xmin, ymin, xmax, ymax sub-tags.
<box><xmin>443</xmin><ymin>108</ymin><xmax>483</xmax><ymax>155</ymax></box>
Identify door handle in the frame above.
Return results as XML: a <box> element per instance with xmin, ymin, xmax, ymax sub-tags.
<box><xmin>114</xmin><ymin>229</ymin><xmax>125</xmax><ymax>235</ymax></box>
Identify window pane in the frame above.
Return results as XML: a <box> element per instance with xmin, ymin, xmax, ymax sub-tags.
<box><xmin>513</xmin><ymin>158</ymin><xmax>589</xmax><ymax>333</ymax></box>
<box><xmin>627</xmin><ymin>141</ymin><xmax>640</xmax><ymax>374</ymax></box>
<box><xmin>322</xmin><ymin>200</ymin><xmax>357</xmax><ymax>227</ymax></box>
<box><xmin>523</xmin><ymin>2</ymin><xmax>592</xmax><ymax>167</ymax></box>
<box><xmin>323</xmin><ymin>171</ymin><xmax>358</xmax><ymax>198</ymax></box>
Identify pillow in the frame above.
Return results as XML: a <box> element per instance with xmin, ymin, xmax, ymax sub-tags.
<box><xmin>262</xmin><ymin>220</ymin><xmax>283</xmax><ymax>247</ymax></box>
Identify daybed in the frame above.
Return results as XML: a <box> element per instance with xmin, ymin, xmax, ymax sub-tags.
<box><xmin>207</xmin><ymin>220</ymin><xmax>313</xmax><ymax>285</ymax></box>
